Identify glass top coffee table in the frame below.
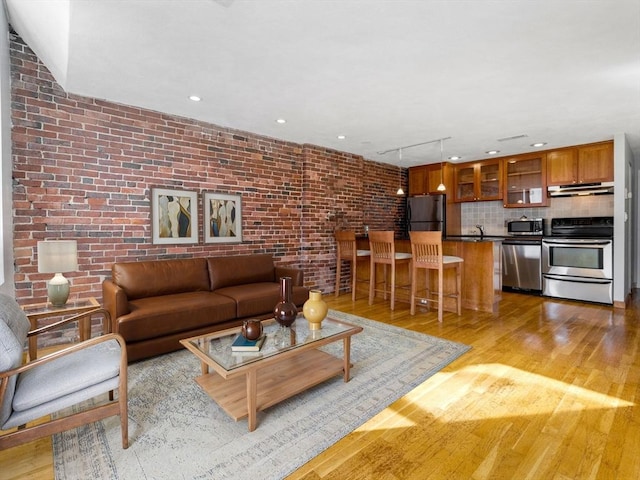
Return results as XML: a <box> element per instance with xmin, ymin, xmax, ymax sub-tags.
<box><xmin>180</xmin><ymin>315</ymin><xmax>363</xmax><ymax>431</ymax></box>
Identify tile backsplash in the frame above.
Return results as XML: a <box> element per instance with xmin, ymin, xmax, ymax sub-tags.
<box><xmin>461</xmin><ymin>195</ymin><xmax>615</xmax><ymax>236</ymax></box>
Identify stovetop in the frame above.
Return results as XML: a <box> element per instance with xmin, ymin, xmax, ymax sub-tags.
<box><xmin>548</xmin><ymin>216</ymin><xmax>613</xmax><ymax>238</ymax></box>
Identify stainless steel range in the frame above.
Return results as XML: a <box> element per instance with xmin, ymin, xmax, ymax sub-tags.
<box><xmin>542</xmin><ymin>217</ymin><xmax>613</xmax><ymax>304</ymax></box>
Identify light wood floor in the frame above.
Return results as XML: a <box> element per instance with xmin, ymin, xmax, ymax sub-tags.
<box><xmin>2</xmin><ymin>290</ymin><xmax>639</xmax><ymax>479</ymax></box>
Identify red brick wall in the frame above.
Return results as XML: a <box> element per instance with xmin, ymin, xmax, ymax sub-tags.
<box><xmin>10</xmin><ymin>34</ymin><xmax>406</xmax><ymax>305</ymax></box>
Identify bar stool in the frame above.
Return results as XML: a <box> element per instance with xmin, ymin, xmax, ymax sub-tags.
<box><xmin>368</xmin><ymin>230</ymin><xmax>412</xmax><ymax>310</ymax></box>
<box><xmin>409</xmin><ymin>230</ymin><xmax>463</xmax><ymax>322</ymax></box>
<box><xmin>334</xmin><ymin>230</ymin><xmax>370</xmax><ymax>301</ymax></box>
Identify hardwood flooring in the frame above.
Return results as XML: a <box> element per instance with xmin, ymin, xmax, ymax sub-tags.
<box><xmin>2</xmin><ymin>290</ymin><xmax>639</xmax><ymax>479</ymax></box>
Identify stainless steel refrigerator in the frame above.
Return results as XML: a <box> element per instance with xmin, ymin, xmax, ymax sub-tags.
<box><xmin>406</xmin><ymin>194</ymin><xmax>446</xmax><ymax>233</ymax></box>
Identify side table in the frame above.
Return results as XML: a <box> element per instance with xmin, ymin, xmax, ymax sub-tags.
<box><xmin>21</xmin><ymin>297</ymin><xmax>101</xmax><ymax>360</ymax></box>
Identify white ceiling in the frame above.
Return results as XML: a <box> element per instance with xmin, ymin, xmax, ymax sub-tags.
<box><xmin>5</xmin><ymin>0</ymin><xmax>640</xmax><ymax>167</ymax></box>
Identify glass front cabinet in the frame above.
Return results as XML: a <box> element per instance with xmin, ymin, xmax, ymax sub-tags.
<box><xmin>503</xmin><ymin>154</ymin><xmax>547</xmax><ymax>207</ymax></box>
<box><xmin>454</xmin><ymin>160</ymin><xmax>502</xmax><ymax>202</ymax></box>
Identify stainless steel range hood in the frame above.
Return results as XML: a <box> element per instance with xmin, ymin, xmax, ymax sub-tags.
<box><xmin>547</xmin><ymin>181</ymin><xmax>614</xmax><ymax>197</ymax></box>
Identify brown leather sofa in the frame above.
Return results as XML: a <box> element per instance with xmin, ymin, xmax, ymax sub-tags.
<box><xmin>102</xmin><ymin>254</ymin><xmax>308</xmax><ymax>362</ymax></box>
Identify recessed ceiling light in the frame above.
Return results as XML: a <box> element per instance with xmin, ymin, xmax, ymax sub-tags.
<box><xmin>276</xmin><ymin>118</ymin><xmax>286</xmax><ymax>124</ymax></box>
<box><xmin>531</xmin><ymin>142</ymin><xmax>547</xmax><ymax>147</ymax></box>
<box><xmin>486</xmin><ymin>150</ymin><xmax>500</xmax><ymax>155</ymax></box>
<box><xmin>448</xmin><ymin>156</ymin><xmax>461</xmax><ymax>161</ymax></box>
<box><xmin>337</xmin><ymin>135</ymin><xmax>346</xmax><ymax>140</ymax></box>
<box><xmin>188</xmin><ymin>95</ymin><xmax>201</xmax><ymax>102</ymax></box>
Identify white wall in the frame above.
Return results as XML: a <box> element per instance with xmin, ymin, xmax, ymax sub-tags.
<box><xmin>0</xmin><ymin>16</ymin><xmax>15</xmax><ymax>296</ymax></box>
<box><xmin>613</xmin><ymin>133</ymin><xmax>635</xmax><ymax>305</ymax></box>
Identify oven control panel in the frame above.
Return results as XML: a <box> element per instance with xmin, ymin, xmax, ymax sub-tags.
<box><xmin>549</xmin><ymin>216</ymin><xmax>613</xmax><ymax>238</ymax></box>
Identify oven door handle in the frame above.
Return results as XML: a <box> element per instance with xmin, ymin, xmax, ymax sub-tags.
<box><xmin>542</xmin><ymin>239</ymin><xmax>611</xmax><ymax>246</ymax></box>
<box><xmin>543</xmin><ymin>274</ymin><xmax>612</xmax><ymax>285</ymax></box>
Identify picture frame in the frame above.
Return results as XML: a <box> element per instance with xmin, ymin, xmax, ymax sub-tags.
<box><xmin>203</xmin><ymin>192</ymin><xmax>242</xmax><ymax>243</ymax></box>
<box><xmin>151</xmin><ymin>188</ymin><xmax>199</xmax><ymax>244</ymax></box>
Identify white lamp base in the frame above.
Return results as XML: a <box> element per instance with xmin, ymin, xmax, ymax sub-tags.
<box><xmin>47</xmin><ymin>272</ymin><xmax>70</xmax><ymax>307</ymax></box>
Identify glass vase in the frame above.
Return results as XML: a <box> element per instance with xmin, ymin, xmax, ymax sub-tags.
<box><xmin>274</xmin><ymin>276</ymin><xmax>297</xmax><ymax>327</ymax></box>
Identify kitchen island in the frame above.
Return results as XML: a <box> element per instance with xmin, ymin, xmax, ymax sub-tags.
<box><xmin>443</xmin><ymin>237</ymin><xmax>502</xmax><ymax>313</ymax></box>
<box><xmin>355</xmin><ymin>236</ymin><xmax>502</xmax><ymax>313</ymax></box>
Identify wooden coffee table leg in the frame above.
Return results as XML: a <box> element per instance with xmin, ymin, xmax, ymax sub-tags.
<box><xmin>246</xmin><ymin>369</ymin><xmax>257</xmax><ymax>431</ymax></box>
<box><xmin>343</xmin><ymin>337</ymin><xmax>351</xmax><ymax>382</ymax></box>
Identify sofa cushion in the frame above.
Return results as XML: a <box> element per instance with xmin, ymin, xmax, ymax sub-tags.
<box><xmin>207</xmin><ymin>254</ymin><xmax>275</xmax><ymax>290</ymax></box>
<box><xmin>112</xmin><ymin>258</ymin><xmax>210</xmax><ymax>300</ymax></box>
<box><xmin>216</xmin><ymin>283</ymin><xmax>310</xmax><ymax>318</ymax></box>
<box><xmin>117</xmin><ymin>291</ymin><xmax>236</xmax><ymax>342</ymax></box>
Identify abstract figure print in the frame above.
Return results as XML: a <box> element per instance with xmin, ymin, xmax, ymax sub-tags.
<box><xmin>209</xmin><ymin>198</ymin><xmax>237</xmax><ymax>238</ymax></box>
<box><xmin>158</xmin><ymin>194</ymin><xmax>192</xmax><ymax>238</ymax></box>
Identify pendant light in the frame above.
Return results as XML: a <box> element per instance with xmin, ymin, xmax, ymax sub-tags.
<box><xmin>396</xmin><ymin>148</ymin><xmax>405</xmax><ymax>195</ymax></box>
<box><xmin>437</xmin><ymin>139</ymin><xmax>446</xmax><ymax>192</ymax></box>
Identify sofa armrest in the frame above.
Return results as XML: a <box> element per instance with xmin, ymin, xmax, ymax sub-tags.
<box><xmin>275</xmin><ymin>266</ymin><xmax>304</xmax><ymax>286</ymax></box>
<box><xmin>102</xmin><ymin>279</ymin><xmax>130</xmax><ymax>333</ymax></box>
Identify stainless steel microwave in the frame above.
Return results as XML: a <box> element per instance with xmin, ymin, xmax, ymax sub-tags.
<box><xmin>507</xmin><ymin>218</ymin><xmax>544</xmax><ymax>235</ymax></box>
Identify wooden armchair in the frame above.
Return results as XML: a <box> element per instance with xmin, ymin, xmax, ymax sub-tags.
<box><xmin>0</xmin><ymin>294</ymin><xmax>128</xmax><ymax>450</ymax></box>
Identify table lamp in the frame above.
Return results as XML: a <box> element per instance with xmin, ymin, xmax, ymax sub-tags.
<box><xmin>37</xmin><ymin>240</ymin><xmax>78</xmax><ymax>306</ymax></box>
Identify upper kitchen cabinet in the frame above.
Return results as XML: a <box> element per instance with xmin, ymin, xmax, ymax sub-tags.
<box><xmin>503</xmin><ymin>153</ymin><xmax>547</xmax><ymax>207</ymax></box>
<box><xmin>454</xmin><ymin>159</ymin><xmax>502</xmax><ymax>202</ymax></box>
<box><xmin>577</xmin><ymin>141</ymin><xmax>614</xmax><ymax>183</ymax></box>
<box><xmin>546</xmin><ymin>147</ymin><xmax>577</xmax><ymax>185</ymax></box>
<box><xmin>547</xmin><ymin>141</ymin><xmax>613</xmax><ymax>186</ymax></box>
<box><xmin>408</xmin><ymin>164</ymin><xmax>446</xmax><ymax>195</ymax></box>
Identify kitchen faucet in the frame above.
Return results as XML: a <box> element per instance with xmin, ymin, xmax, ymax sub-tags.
<box><xmin>475</xmin><ymin>224</ymin><xmax>484</xmax><ymax>239</ymax></box>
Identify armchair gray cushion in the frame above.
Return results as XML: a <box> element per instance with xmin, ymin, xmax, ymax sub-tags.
<box><xmin>6</xmin><ymin>340</ymin><xmax>121</xmax><ymax>429</ymax></box>
<box><xmin>0</xmin><ymin>294</ymin><xmax>30</xmax><ymax>427</ymax></box>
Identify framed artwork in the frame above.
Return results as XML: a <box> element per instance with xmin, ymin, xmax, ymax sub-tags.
<box><xmin>203</xmin><ymin>192</ymin><xmax>242</xmax><ymax>243</ymax></box>
<box><xmin>151</xmin><ymin>188</ymin><xmax>199</xmax><ymax>244</ymax></box>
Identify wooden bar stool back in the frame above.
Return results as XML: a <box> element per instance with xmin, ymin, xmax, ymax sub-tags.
<box><xmin>409</xmin><ymin>230</ymin><xmax>463</xmax><ymax>322</ymax></box>
<box><xmin>368</xmin><ymin>230</ymin><xmax>412</xmax><ymax>310</ymax></box>
<box><xmin>334</xmin><ymin>230</ymin><xmax>370</xmax><ymax>301</ymax></box>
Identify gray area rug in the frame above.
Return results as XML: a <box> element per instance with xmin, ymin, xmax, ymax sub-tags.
<box><xmin>53</xmin><ymin>310</ymin><xmax>470</xmax><ymax>479</ymax></box>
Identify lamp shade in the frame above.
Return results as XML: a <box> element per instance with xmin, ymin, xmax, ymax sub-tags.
<box><xmin>37</xmin><ymin>240</ymin><xmax>78</xmax><ymax>273</ymax></box>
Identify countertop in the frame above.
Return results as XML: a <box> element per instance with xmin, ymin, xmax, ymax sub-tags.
<box><xmin>444</xmin><ymin>235</ymin><xmax>505</xmax><ymax>243</ymax></box>
<box><xmin>356</xmin><ymin>234</ymin><xmax>505</xmax><ymax>243</ymax></box>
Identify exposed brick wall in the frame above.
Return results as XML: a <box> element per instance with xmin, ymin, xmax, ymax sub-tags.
<box><xmin>10</xmin><ymin>34</ymin><xmax>406</xmax><ymax>308</ymax></box>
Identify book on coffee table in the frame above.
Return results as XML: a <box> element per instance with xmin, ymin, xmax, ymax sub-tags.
<box><xmin>231</xmin><ymin>334</ymin><xmax>265</xmax><ymax>352</ymax></box>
